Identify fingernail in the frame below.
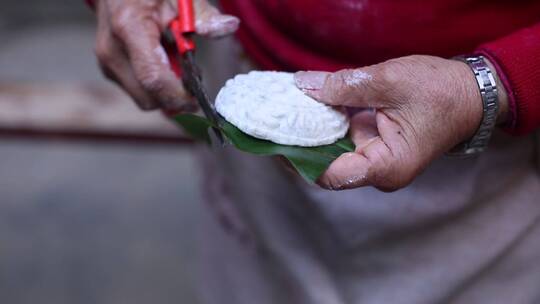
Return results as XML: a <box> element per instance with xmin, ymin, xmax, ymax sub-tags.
<box><xmin>321</xmin><ymin>175</ymin><xmax>368</xmax><ymax>191</ymax></box>
<box><xmin>294</xmin><ymin>71</ymin><xmax>330</xmax><ymax>91</ymax></box>
<box><xmin>339</xmin><ymin>175</ymin><xmax>368</xmax><ymax>190</ymax></box>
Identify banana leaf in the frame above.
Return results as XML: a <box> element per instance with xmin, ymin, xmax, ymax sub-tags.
<box><xmin>173</xmin><ymin>114</ymin><xmax>355</xmax><ymax>183</ymax></box>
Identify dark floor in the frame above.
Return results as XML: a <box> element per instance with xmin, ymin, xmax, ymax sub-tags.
<box><xmin>0</xmin><ymin>2</ymin><xmax>202</xmax><ymax>304</ymax></box>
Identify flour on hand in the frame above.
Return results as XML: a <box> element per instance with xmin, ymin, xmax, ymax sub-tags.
<box><xmin>215</xmin><ymin>71</ymin><xmax>350</xmax><ymax>147</ymax></box>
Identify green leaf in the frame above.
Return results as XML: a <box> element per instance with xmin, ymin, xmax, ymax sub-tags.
<box><xmin>173</xmin><ymin>114</ymin><xmax>213</xmax><ymax>144</ymax></box>
<box><xmin>173</xmin><ymin>114</ymin><xmax>355</xmax><ymax>183</ymax></box>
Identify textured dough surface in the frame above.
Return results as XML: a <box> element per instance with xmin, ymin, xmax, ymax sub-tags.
<box><xmin>215</xmin><ymin>71</ymin><xmax>349</xmax><ymax>147</ymax></box>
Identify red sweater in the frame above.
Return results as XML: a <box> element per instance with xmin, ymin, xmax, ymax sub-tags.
<box><xmin>85</xmin><ymin>0</ymin><xmax>540</xmax><ymax>135</ymax></box>
<box><xmin>220</xmin><ymin>0</ymin><xmax>540</xmax><ymax>135</ymax></box>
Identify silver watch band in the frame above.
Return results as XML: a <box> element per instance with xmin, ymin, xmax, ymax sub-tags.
<box><xmin>447</xmin><ymin>55</ymin><xmax>499</xmax><ymax>157</ymax></box>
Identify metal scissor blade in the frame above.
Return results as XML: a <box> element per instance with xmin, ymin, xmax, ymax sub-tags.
<box><xmin>180</xmin><ymin>51</ymin><xmax>224</xmax><ymax>145</ymax></box>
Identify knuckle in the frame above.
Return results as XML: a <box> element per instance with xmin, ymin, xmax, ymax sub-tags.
<box><xmin>137</xmin><ymin>69</ymin><xmax>166</xmax><ymax>94</ymax></box>
<box><xmin>137</xmin><ymin>67</ymin><xmax>185</xmax><ymax>104</ymax></box>
<box><xmin>371</xmin><ymin>59</ymin><xmax>416</xmax><ymax>102</ymax></box>
<box><xmin>375</xmin><ymin>60</ymin><xmax>405</xmax><ymax>87</ymax></box>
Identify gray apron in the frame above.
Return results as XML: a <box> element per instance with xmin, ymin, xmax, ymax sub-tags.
<box><xmin>195</xmin><ymin>37</ymin><xmax>540</xmax><ymax>304</ymax></box>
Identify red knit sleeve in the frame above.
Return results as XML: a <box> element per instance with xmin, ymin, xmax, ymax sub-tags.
<box><xmin>476</xmin><ymin>22</ymin><xmax>540</xmax><ymax>135</ymax></box>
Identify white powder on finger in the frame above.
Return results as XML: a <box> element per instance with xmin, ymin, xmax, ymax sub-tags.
<box><xmin>215</xmin><ymin>71</ymin><xmax>350</xmax><ymax>147</ymax></box>
<box><xmin>344</xmin><ymin>70</ymin><xmax>372</xmax><ymax>86</ymax></box>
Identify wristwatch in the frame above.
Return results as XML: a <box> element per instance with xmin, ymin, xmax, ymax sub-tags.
<box><xmin>447</xmin><ymin>55</ymin><xmax>500</xmax><ymax>157</ymax></box>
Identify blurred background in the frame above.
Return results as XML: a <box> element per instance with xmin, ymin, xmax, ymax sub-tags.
<box><xmin>0</xmin><ymin>1</ymin><xmax>203</xmax><ymax>303</ymax></box>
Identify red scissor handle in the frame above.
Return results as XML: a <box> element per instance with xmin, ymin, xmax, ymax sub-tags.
<box><xmin>177</xmin><ymin>0</ymin><xmax>196</xmax><ymax>33</ymax></box>
<box><xmin>169</xmin><ymin>0</ymin><xmax>196</xmax><ymax>55</ymax></box>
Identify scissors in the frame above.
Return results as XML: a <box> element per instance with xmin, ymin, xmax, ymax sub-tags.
<box><xmin>162</xmin><ymin>0</ymin><xmax>225</xmax><ymax>145</ymax></box>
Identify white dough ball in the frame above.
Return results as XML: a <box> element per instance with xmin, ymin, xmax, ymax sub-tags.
<box><xmin>215</xmin><ymin>71</ymin><xmax>350</xmax><ymax>147</ymax></box>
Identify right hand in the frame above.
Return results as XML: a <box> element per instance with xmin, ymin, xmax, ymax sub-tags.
<box><xmin>94</xmin><ymin>0</ymin><xmax>239</xmax><ymax>111</ymax></box>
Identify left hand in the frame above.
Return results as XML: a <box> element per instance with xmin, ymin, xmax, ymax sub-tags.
<box><xmin>94</xmin><ymin>0</ymin><xmax>239</xmax><ymax>111</ymax></box>
<box><xmin>295</xmin><ymin>55</ymin><xmax>508</xmax><ymax>191</ymax></box>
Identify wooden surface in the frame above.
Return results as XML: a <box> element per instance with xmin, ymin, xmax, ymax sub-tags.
<box><xmin>0</xmin><ymin>83</ymin><xmax>193</xmax><ymax>144</ymax></box>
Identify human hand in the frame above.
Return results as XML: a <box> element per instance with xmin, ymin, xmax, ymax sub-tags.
<box><xmin>295</xmin><ymin>55</ymin><xmax>508</xmax><ymax>191</ymax></box>
<box><xmin>94</xmin><ymin>0</ymin><xmax>239</xmax><ymax>111</ymax></box>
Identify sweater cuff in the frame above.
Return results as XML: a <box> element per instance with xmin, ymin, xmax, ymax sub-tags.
<box><xmin>476</xmin><ymin>22</ymin><xmax>540</xmax><ymax>135</ymax></box>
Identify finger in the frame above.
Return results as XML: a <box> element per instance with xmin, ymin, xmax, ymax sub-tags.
<box><xmin>99</xmin><ymin>61</ymin><xmax>161</xmax><ymax>111</ymax></box>
<box><xmin>193</xmin><ymin>0</ymin><xmax>240</xmax><ymax>38</ymax></box>
<box><xmin>318</xmin><ymin>151</ymin><xmax>371</xmax><ymax>191</ymax></box>
<box><xmin>295</xmin><ymin>68</ymin><xmax>381</xmax><ymax>108</ymax></box>
<box><xmin>349</xmin><ymin>109</ymin><xmax>379</xmax><ymax>150</ymax></box>
<box><xmin>110</xmin><ymin>11</ymin><xmax>196</xmax><ymax>111</ymax></box>
<box><xmin>318</xmin><ymin>112</ymin><xmax>418</xmax><ymax>191</ymax></box>
<box><xmin>96</xmin><ymin>38</ymin><xmax>160</xmax><ymax>110</ymax></box>
<box><xmin>95</xmin><ymin>10</ymin><xmax>159</xmax><ymax>110</ymax></box>
<box><xmin>161</xmin><ymin>0</ymin><xmax>239</xmax><ymax>37</ymax></box>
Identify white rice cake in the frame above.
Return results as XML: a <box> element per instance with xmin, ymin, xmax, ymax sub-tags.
<box><xmin>215</xmin><ymin>71</ymin><xmax>349</xmax><ymax>147</ymax></box>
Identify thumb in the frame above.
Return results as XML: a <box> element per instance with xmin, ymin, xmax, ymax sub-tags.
<box><xmin>318</xmin><ymin>111</ymin><xmax>419</xmax><ymax>191</ymax></box>
<box><xmin>295</xmin><ymin>68</ymin><xmax>379</xmax><ymax>107</ymax></box>
<box><xmin>163</xmin><ymin>0</ymin><xmax>239</xmax><ymax>38</ymax></box>
<box><xmin>193</xmin><ymin>0</ymin><xmax>240</xmax><ymax>38</ymax></box>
